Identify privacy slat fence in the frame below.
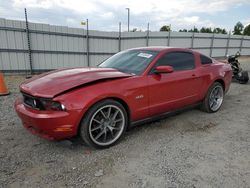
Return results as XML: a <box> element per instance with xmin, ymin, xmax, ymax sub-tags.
<box><xmin>0</xmin><ymin>18</ymin><xmax>250</xmax><ymax>73</ymax></box>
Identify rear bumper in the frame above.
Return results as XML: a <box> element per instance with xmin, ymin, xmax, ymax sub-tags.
<box><xmin>15</xmin><ymin>97</ymin><xmax>82</xmax><ymax>140</ymax></box>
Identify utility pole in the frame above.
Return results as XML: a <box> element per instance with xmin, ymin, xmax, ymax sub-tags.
<box><xmin>146</xmin><ymin>23</ymin><xmax>150</xmax><ymax>46</ymax></box>
<box><xmin>80</xmin><ymin>19</ymin><xmax>89</xmax><ymax>66</ymax></box>
<box><xmin>118</xmin><ymin>22</ymin><xmax>121</xmax><ymax>51</ymax></box>
<box><xmin>24</xmin><ymin>8</ymin><xmax>33</xmax><ymax>77</ymax></box>
<box><xmin>86</xmin><ymin>19</ymin><xmax>89</xmax><ymax>67</ymax></box>
<box><xmin>126</xmin><ymin>8</ymin><xmax>130</xmax><ymax>32</ymax></box>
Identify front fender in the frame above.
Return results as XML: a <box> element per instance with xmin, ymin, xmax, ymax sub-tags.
<box><xmin>54</xmin><ymin>83</ymin><xmax>131</xmax><ymax>134</ymax></box>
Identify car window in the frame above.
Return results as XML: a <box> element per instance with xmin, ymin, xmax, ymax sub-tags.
<box><xmin>99</xmin><ymin>50</ymin><xmax>159</xmax><ymax>75</ymax></box>
<box><xmin>153</xmin><ymin>52</ymin><xmax>195</xmax><ymax>72</ymax></box>
<box><xmin>200</xmin><ymin>55</ymin><xmax>212</xmax><ymax>65</ymax></box>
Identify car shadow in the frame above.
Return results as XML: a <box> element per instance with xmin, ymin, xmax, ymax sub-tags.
<box><xmin>60</xmin><ymin>105</ymin><xmax>203</xmax><ymax>150</ymax></box>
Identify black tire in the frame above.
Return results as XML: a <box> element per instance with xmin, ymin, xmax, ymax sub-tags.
<box><xmin>80</xmin><ymin>99</ymin><xmax>128</xmax><ymax>149</ymax></box>
<box><xmin>239</xmin><ymin>71</ymin><xmax>249</xmax><ymax>84</ymax></box>
<box><xmin>201</xmin><ymin>82</ymin><xmax>224</xmax><ymax>113</ymax></box>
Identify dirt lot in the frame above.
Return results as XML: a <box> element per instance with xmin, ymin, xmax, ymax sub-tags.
<box><xmin>1</xmin><ymin>57</ymin><xmax>250</xmax><ymax>188</ymax></box>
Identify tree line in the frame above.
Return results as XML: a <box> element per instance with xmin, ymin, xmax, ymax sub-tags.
<box><xmin>160</xmin><ymin>22</ymin><xmax>250</xmax><ymax>36</ymax></box>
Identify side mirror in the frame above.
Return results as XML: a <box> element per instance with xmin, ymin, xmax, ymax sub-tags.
<box><xmin>154</xmin><ymin>66</ymin><xmax>174</xmax><ymax>74</ymax></box>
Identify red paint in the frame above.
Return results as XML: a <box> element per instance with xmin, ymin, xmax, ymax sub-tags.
<box><xmin>155</xmin><ymin>66</ymin><xmax>174</xmax><ymax>73</ymax></box>
<box><xmin>15</xmin><ymin>47</ymin><xmax>232</xmax><ymax>140</ymax></box>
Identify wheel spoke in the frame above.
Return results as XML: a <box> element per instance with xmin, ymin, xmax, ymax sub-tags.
<box><xmin>113</xmin><ymin>126</ymin><xmax>121</xmax><ymax>131</ymax></box>
<box><xmin>109</xmin><ymin>128</ymin><xmax>114</xmax><ymax>138</ymax></box>
<box><xmin>91</xmin><ymin>125</ymin><xmax>102</xmax><ymax>132</ymax></box>
<box><xmin>215</xmin><ymin>88</ymin><xmax>220</xmax><ymax>95</ymax></box>
<box><xmin>211</xmin><ymin>100</ymin><xmax>216</xmax><ymax>108</ymax></box>
<box><xmin>114</xmin><ymin>118</ymin><xmax>123</xmax><ymax>123</ymax></box>
<box><xmin>107</xmin><ymin>125</ymin><xmax>115</xmax><ymax>134</ymax></box>
<box><xmin>209</xmin><ymin>97</ymin><xmax>214</xmax><ymax>105</ymax></box>
<box><xmin>100</xmin><ymin>110</ymin><xmax>107</xmax><ymax>119</ymax></box>
<box><xmin>103</xmin><ymin>130</ymin><xmax>107</xmax><ymax>142</ymax></box>
<box><xmin>93</xmin><ymin>118</ymin><xmax>102</xmax><ymax>124</ymax></box>
<box><xmin>112</xmin><ymin>110</ymin><xmax>119</xmax><ymax>120</ymax></box>
<box><xmin>107</xmin><ymin>107</ymin><xmax>111</xmax><ymax>118</ymax></box>
<box><xmin>95</xmin><ymin>130</ymin><xmax>105</xmax><ymax>140</ymax></box>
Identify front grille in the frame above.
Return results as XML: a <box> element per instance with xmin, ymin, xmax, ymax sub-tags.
<box><xmin>22</xmin><ymin>93</ymin><xmax>44</xmax><ymax>110</ymax></box>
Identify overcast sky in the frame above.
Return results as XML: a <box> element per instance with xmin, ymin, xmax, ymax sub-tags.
<box><xmin>0</xmin><ymin>0</ymin><xmax>249</xmax><ymax>32</ymax></box>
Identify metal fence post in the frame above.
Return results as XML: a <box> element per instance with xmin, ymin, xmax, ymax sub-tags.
<box><xmin>210</xmin><ymin>33</ymin><xmax>215</xmax><ymax>57</ymax></box>
<box><xmin>86</xmin><ymin>19</ymin><xmax>90</xmax><ymax>67</ymax></box>
<box><xmin>118</xmin><ymin>22</ymin><xmax>121</xmax><ymax>52</ymax></box>
<box><xmin>167</xmin><ymin>31</ymin><xmax>171</xmax><ymax>46</ymax></box>
<box><xmin>191</xmin><ymin>31</ymin><xmax>194</xmax><ymax>49</ymax></box>
<box><xmin>239</xmin><ymin>35</ymin><xmax>244</xmax><ymax>52</ymax></box>
<box><xmin>146</xmin><ymin>23</ymin><xmax>149</xmax><ymax>46</ymax></box>
<box><xmin>225</xmin><ymin>32</ymin><xmax>231</xmax><ymax>57</ymax></box>
<box><xmin>24</xmin><ymin>8</ymin><xmax>33</xmax><ymax>75</ymax></box>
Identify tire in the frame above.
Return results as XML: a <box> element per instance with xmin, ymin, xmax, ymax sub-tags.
<box><xmin>239</xmin><ymin>71</ymin><xmax>249</xmax><ymax>84</ymax></box>
<box><xmin>201</xmin><ymin>82</ymin><xmax>224</xmax><ymax>113</ymax></box>
<box><xmin>80</xmin><ymin>99</ymin><xmax>128</xmax><ymax>149</ymax></box>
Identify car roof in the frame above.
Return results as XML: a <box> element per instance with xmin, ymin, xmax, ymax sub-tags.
<box><xmin>129</xmin><ymin>46</ymin><xmax>193</xmax><ymax>52</ymax></box>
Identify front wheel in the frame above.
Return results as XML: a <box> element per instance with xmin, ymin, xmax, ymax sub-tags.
<box><xmin>80</xmin><ymin>99</ymin><xmax>128</xmax><ymax>149</ymax></box>
<box><xmin>201</xmin><ymin>82</ymin><xmax>224</xmax><ymax>113</ymax></box>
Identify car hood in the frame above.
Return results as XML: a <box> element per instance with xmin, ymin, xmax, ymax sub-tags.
<box><xmin>20</xmin><ymin>68</ymin><xmax>132</xmax><ymax>98</ymax></box>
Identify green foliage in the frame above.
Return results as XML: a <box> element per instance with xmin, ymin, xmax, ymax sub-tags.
<box><xmin>160</xmin><ymin>25</ymin><xmax>171</xmax><ymax>32</ymax></box>
<box><xmin>188</xmin><ymin>27</ymin><xmax>199</xmax><ymax>33</ymax></box>
<box><xmin>179</xmin><ymin>29</ymin><xmax>187</xmax><ymax>32</ymax></box>
<box><xmin>233</xmin><ymin>22</ymin><xmax>244</xmax><ymax>35</ymax></box>
<box><xmin>160</xmin><ymin>21</ymin><xmax>250</xmax><ymax>36</ymax></box>
<box><xmin>200</xmin><ymin>27</ymin><xmax>213</xmax><ymax>33</ymax></box>
<box><xmin>243</xmin><ymin>24</ymin><xmax>250</xmax><ymax>36</ymax></box>
<box><xmin>213</xmin><ymin>28</ymin><xmax>227</xmax><ymax>34</ymax></box>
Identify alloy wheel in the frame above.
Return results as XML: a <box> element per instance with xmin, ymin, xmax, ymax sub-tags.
<box><xmin>89</xmin><ymin>105</ymin><xmax>125</xmax><ymax>146</ymax></box>
<box><xmin>209</xmin><ymin>85</ymin><xmax>224</xmax><ymax>111</ymax></box>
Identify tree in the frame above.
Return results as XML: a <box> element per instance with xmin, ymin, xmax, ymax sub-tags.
<box><xmin>221</xmin><ymin>29</ymin><xmax>227</xmax><ymax>34</ymax></box>
<box><xmin>131</xmin><ymin>28</ymin><xmax>137</xmax><ymax>32</ymax></box>
<box><xmin>188</xmin><ymin>27</ymin><xmax>199</xmax><ymax>33</ymax></box>
<box><xmin>233</xmin><ymin>22</ymin><xmax>244</xmax><ymax>35</ymax></box>
<box><xmin>200</xmin><ymin>27</ymin><xmax>213</xmax><ymax>33</ymax></box>
<box><xmin>179</xmin><ymin>29</ymin><xmax>187</xmax><ymax>32</ymax></box>
<box><xmin>160</xmin><ymin>25</ymin><xmax>171</xmax><ymax>32</ymax></box>
<box><xmin>243</xmin><ymin>24</ymin><xmax>250</xmax><ymax>36</ymax></box>
<box><xmin>213</xmin><ymin>27</ymin><xmax>227</xmax><ymax>34</ymax></box>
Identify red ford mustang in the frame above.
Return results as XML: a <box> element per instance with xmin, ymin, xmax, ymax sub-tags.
<box><xmin>15</xmin><ymin>47</ymin><xmax>232</xmax><ymax>148</ymax></box>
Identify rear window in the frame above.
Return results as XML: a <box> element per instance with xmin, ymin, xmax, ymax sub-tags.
<box><xmin>200</xmin><ymin>55</ymin><xmax>212</xmax><ymax>65</ymax></box>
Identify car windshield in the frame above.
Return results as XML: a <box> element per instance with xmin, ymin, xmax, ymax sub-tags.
<box><xmin>98</xmin><ymin>50</ymin><xmax>159</xmax><ymax>75</ymax></box>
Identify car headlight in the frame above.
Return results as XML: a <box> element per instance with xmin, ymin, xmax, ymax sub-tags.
<box><xmin>40</xmin><ymin>99</ymin><xmax>66</xmax><ymax>111</ymax></box>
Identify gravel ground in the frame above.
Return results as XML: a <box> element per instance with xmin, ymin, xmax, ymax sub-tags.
<box><xmin>0</xmin><ymin>57</ymin><xmax>250</xmax><ymax>188</ymax></box>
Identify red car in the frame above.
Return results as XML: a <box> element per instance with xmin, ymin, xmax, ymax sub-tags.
<box><xmin>15</xmin><ymin>47</ymin><xmax>232</xmax><ymax>148</ymax></box>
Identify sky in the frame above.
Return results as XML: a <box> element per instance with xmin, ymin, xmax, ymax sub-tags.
<box><xmin>0</xmin><ymin>0</ymin><xmax>249</xmax><ymax>32</ymax></box>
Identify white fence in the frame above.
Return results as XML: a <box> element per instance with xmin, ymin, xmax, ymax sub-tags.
<box><xmin>0</xmin><ymin>18</ymin><xmax>250</xmax><ymax>73</ymax></box>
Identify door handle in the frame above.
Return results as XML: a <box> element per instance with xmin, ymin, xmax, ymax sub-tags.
<box><xmin>192</xmin><ymin>74</ymin><xmax>196</xmax><ymax>77</ymax></box>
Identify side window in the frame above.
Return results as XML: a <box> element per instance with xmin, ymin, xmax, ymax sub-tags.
<box><xmin>155</xmin><ymin>52</ymin><xmax>195</xmax><ymax>71</ymax></box>
<box><xmin>200</xmin><ymin>55</ymin><xmax>212</xmax><ymax>65</ymax></box>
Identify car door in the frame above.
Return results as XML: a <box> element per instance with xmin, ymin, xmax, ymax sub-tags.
<box><xmin>147</xmin><ymin>51</ymin><xmax>202</xmax><ymax>116</ymax></box>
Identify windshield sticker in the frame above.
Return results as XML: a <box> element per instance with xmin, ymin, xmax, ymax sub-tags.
<box><xmin>137</xmin><ymin>53</ymin><xmax>153</xmax><ymax>58</ymax></box>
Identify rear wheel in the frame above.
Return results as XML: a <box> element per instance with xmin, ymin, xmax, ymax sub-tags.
<box><xmin>80</xmin><ymin>99</ymin><xmax>128</xmax><ymax>149</ymax></box>
<box><xmin>239</xmin><ymin>71</ymin><xmax>249</xmax><ymax>84</ymax></box>
<box><xmin>201</xmin><ymin>82</ymin><xmax>224</xmax><ymax>113</ymax></box>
